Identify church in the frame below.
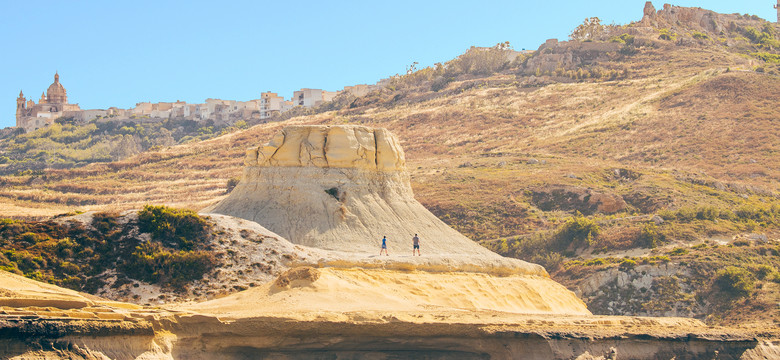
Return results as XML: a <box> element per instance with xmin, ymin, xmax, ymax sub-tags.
<box><xmin>16</xmin><ymin>72</ymin><xmax>81</xmax><ymax>132</ymax></box>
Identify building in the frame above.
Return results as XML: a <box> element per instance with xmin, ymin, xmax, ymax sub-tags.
<box><xmin>260</xmin><ymin>92</ymin><xmax>285</xmax><ymax>119</ymax></box>
<box><xmin>292</xmin><ymin>88</ymin><xmax>340</xmax><ymax>108</ymax></box>
<box><xmin>342</xmin><ymin>84</ymin><xmax>378</xmax><ymax>97</ymax></box>
<box><xmin>16</xmin><ymin>73</ymin><xmax>82</xmax><ymax>132</ymax></box>
<box><xmin>775</xmin><ymin>1</ymin><xmax>779</xmax><ymax>23</ymax></box>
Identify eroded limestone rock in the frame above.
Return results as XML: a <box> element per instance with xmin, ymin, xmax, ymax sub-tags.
<box><xmin>244</xmin><ymin>125</ymin><xmax>405</xmax><ymax>171</ymax></box>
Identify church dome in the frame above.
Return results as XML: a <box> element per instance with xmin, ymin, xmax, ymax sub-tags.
<box><xmin>46</xmin><ymin>72</ymin><xmax>67</xmax><ymax>104</ymax></box>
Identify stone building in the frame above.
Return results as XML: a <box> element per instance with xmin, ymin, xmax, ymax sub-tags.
<box><xmin>16</xmin><ymin>73</ymin><xmax>82</xmax><ymax>132</ymax></box>
<box><xmin>775</xmin><ymin>0</ymin><xmax>779</xmax><ymax>23</ymax></box>
<box><xmin>292</xmin><ymin>88</ymin><xmax>339</xmax><ymax>108</ymax></box>
<box><xmin>260</xmin><ymin>92</ymin><xmax>285</xmax><ymax>119</ymax></box>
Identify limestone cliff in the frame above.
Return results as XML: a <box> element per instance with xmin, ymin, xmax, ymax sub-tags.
<box><xmin>208</xmin><ymin>125</ymin><xmax>506</xmax><ymax>258</ymax></box>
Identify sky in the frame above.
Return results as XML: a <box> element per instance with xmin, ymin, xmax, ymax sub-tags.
<box><xmin>0</xmin><ymin>0</ymin><xmax>776</xmax><ymax>129</ymax></box>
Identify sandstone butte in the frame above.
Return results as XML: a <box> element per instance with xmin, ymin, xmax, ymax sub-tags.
<box><xmin>1</xmin><ymin>125</ymin><xmax>779</xmax><ymax>359</ymax></box>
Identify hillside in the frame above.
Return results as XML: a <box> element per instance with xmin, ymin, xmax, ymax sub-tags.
<box><xmin>0</xmin><ymin>3</ymin><xmax>779</xmax><ymax>326</ymax></box>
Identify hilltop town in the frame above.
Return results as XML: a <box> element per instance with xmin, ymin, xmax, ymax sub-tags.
<box><xmin>15</xmin><ymin>73</ymin><xmax>382</xmax><ymax>133</ymax></box>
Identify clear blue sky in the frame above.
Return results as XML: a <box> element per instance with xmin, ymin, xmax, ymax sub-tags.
<box><xmin>0</xmin><ymin>0</ymin><xmax>775</xmax><ymax>129</ymax></box>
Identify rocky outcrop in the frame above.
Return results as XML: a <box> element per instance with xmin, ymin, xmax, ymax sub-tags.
<box><xmin>2</xmin><ymin>309</ymin><xmax>775</xmax><ymax>360</ymax></box>
<box><xmin>208</xmin><ymin>125</ymin><xmax>519</xmax><ymax>258</ymax></box>
<box><xmin>523</xmin><ymin>40</ymin><xmax>622</xmax><ymax>75</ymax></box>
<box><xmin>244</xmin><ymin>125</ymin><xmax>405</xmax><ymax>171</ymax></box>
<box><xmin>642</xmin><ymin>1</ymin><xmax>656</xmax><ymax>20</ymax></box>
<box><xmin>530</xmin><ymin>186</ymin><xmax>627</xmax><ymax>215</ymax></box>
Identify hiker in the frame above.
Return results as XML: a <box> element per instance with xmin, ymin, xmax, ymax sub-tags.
<box><xmin>412</xmin><ymin>233</ymin><xmax>420</xmax><ymax>256</ymax></box>
<box><xmin>380</xmin><ymin>235</ymin><xmax>389</xmax><ymax>256</ymax></box>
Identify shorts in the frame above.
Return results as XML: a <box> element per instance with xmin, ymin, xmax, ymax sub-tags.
<box><xmin>382</xmin><ymin>244</ymin><xmax>387</xmax><ymax>249</ymax></box>
<box><xmin>413</xmin><ymin>244</ymin><xmax>419</xmax><ymax>249</ymax></box>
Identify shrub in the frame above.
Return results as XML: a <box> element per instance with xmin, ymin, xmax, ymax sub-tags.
<box><xmin>92</xmin><ymin>212</ymin><xmax>120</xmax><ymax>233</ymax></box>
<box><xmin>753</xmin><ymin>264</ymin><xmax>777</xmax><ymax>280</ymax></box>
<box><xmin>532</xmin><ymin>252</ymin><xmax>565</xmax><ymax>271</ymax></box>
<box><xmin>431</xmin><ymin>76</ymin><xmax>454</xmax><ymax>92</ymax></box>
<box><xmin>553</xmin><ymin>215</ymin><xmax>600</xmax><ymax>251</ymax></box>
<box><xmin>732</xmin><ymin>239</ymin><xmax>750</xmax><ymax>247</ymax></box>
<box><xmin>668</xmin><ymin>247</ymin><xmax>688</xmax><ymax>256</ymax></box>
<box><xmin>714</xmin><ymin>266</ymin><xmax>754</xmax><ymax>297</ymax></box>
<box><xmin>584</xmin><ymin>258</ymin><xmax>607</xmax><ymax>266</ymax></box>
<box><xmin>659</xmin><ymin>28</ymin><xmax>677</xmax><ymax>41</ymax></box>
<box><xmin>695</xmin><ymin>206</ymin><xmax>719</xmax><ymax>220</ymax></box>
<box><xmin>619</xmin><ymin>258</ymin><xmax>637</xmax><ymax>271</ymax></box>
<box><xmin>226</xmin><ymin>177</ymin><xmax>240</xmax><ymax>194</ymax></box>
<box><xmin>675</xmin><ymin>207</ymin><xmax>696</xmax><ymax>222</ymax></box>
<box><xmin>137</xmin><ymin>205</ymin><xmax>211</xmax><ymax>251</ymax></box>
<box><xmin>751</xmin><ymin>52</ymin><xmax>780</xmax><ymax>63</ymax></box>
<box><xmin>691</xmin><ymin>31</ymin><xmax>710</xmax><ymax>40</ymax></box>
<box><xmin>123</xmin><ymin>242</ymin><xmax>215</xmax><ymax>287</ymax></box>
<box><xmin>636</xmin><ymin>223</ymin><xmax>665</xmax><ymax>248</ymax></box>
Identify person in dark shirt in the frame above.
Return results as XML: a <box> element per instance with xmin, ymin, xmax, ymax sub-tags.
<box><xmin>380</xmin><ymin>236</ymin><xmax>389</xmax><ymax>256</ymax></box>
<box><xmin>412</xmin><ymin>234</ymin><xmax>420</xmax><ymax>256</ymax></box>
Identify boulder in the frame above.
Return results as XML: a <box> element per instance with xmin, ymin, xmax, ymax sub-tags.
<box><xmin>530</xmin><ymin>186</ymin><xmax>627</xmax><ymax>215</ymax></box>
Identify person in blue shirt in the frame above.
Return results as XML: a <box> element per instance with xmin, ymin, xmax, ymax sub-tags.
<box><xmin>380</xmin><ymin>235</ymin><xmax>389</xmax><ymax>256</ymax></box>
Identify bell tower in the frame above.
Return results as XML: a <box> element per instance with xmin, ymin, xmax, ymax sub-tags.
<box><xmin>776</xmin><ymin>0</ymin><xmax>779</xmax><ymax>23</ymax></box>
<box><xmin>16</xmin><ymin>90</ymin><xmax>26</xmax><ymax>127</ymax></box>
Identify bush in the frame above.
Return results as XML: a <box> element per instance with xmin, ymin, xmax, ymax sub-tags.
<box><xmin>137</xmin><ymin>205</ymin><xmax>211</xmax><ymax>251</ymax></box>
<box><xmin>675</xmin><ymin>207</ymin><xmax>696</xmax><ymax>222</ymax></box>
<box><xmin>659</xmin><ymin>28</ymin><xmax>677</xmax><ymax>41</ymax></box>
<box><xmin>695</xmin><ymin>206</ymin><xmax>719</xmax><ymax>220</ymax></box>
<box><xmin>636</xmin><ymin>223</ymin><xmax>665</xmax><ymax>248</ymax></box>
<box><xmin>752</xmin><ymin>52</ymin><xmax>780</xmax><ymax>63</ymax></box>
<box><xmin>226</xmin><ymin>177</ymin><xmax>240</xmax><ymax>194</ymax></box>
<box><xmin>619</xmin><ymin>258</ymin><xmax>637</xmax><ymax>271</ymax></box>
<box><xmin>92</xmin><ymin>212</ymin><xmax>119</xmax><ymax>233</ymax></box>
<box><xmin>753</xmin><ymin>264</ymin><xmax>777</xmax><ymax>280</ymax></box>
<box><xmin>123</xmin><ymin>242</ymin><xmax>215</xmax><ymax>287</ymax></box>
<box><xmin>714</xmin><ymin>266</ymin><xmax>754</xmax><ymax>297</ymax></box>
<box><xmin>531</xmin><ymin>252</ymin><xmax>565</xmax><ymax>271</ymax></box>
<box><xmin>668</xmin><ymin>247</ymin><xmax>688</xmax><ymax>256</ymax></box>
<box><xmin>553</xmin><ymin>215</ymin><xmax>600</xmax><ymax>251</ymax></box>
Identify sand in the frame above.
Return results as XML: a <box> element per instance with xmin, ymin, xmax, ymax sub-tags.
<box><xmin>183</xmin><ymin>267</ymin><xmax>591</xmax><ymax>318</ymax></box>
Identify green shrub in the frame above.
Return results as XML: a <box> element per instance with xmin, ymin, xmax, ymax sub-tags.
<box><xmin>610</xmin><ymin>33</ymin><xmax>635</xmax><ymax>44</ymax></box>
<box><xmin>691</xmin><ymin>31</ymin><xmax>710</xmax><ymax>40</ymax></box>
<box><xmin>532</xmin><ymin>252</ymin><xmax>565</xmax><ymax>271</ymax></box>
<box><xmin>751</xmin><ymin>52</ymin><xmax>780</xmax><ymax>63</ymax></box>
<box><xmin>123</xmin><ymin>242</ymin><xmax>215</xmax><ymax>287</ymax></box>
<box><xmin>636</xmin><ymin>223</ymin><xmax>665</xmax><ymax>248</ymax></box>
<box><xmin>695</xmin><ymin>206</ymin><xmax>719</xmax><ymax>220</ymax></box>
<box><xmin>659</xmin><ymin>28</ymin><xmax>677</xmax><ymax>41</ymax></box>
<box><xmin>553</xmin><ymin>215</ymin><xmax>600</xmax><ymax>250</ymax></box>
<box><xmin>137</xmin><ymin>205</ymin><xmax>211</xmax><ymax>251</ymax></box>
<box><xmin>584</xmin><ymin>258</ymin><xmax>607</xmax><ymax>266</ymax></box>
<box><xmin>675</xmin><ymin>207</ymin><xmax>696</xmax><ymax>222</ymax></box>
<box><xmin>753</xmin><ymin>264</ymin><xmax>777</xmax><ymax>280</ymax></box>
<box><xmin>714</xmin><ymin>266</ymin><xmax>754</xmax><ymax>297</ymax></box>
<box><xmin>92</xmin><ymin>212</ymin><xmax>119</xmax><ymax>233</ymax></box>
<box><xmin>669</xmin><ymin>247</ymin><xmax>688</xmax><ymax>256</ymax></box>
<box><xmin>619</xmin><ymin>258</ymin><xmax>637</xmax><ymax>271</ymax></box>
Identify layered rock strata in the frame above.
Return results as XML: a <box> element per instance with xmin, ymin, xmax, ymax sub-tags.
<box><xmin>209</xmin><ymin>125</ymin><xmax>511</xmax><ymax>259</ymax></box>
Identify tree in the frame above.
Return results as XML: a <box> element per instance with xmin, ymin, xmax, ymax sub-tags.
<box><xmin>570</xmin><ymin>17</ymin><xmax>605</xmax><ymax>41</ymax></box>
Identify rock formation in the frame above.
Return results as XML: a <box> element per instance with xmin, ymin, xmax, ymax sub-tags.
<box><xmin>208</xmin><ymin>125</ymin><xmax>506</xmax><ymax>258</ymax></box>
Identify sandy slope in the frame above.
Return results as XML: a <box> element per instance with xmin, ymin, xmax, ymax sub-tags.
<box><xmin>184</xmin><ymin>267</ymin><xmax>590</xmax><ymax>317</ymax></box>
<box><xmin>0</xmin><ymin>270</ymin><xmax>104</xmax><ymax>309</ymax></box>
